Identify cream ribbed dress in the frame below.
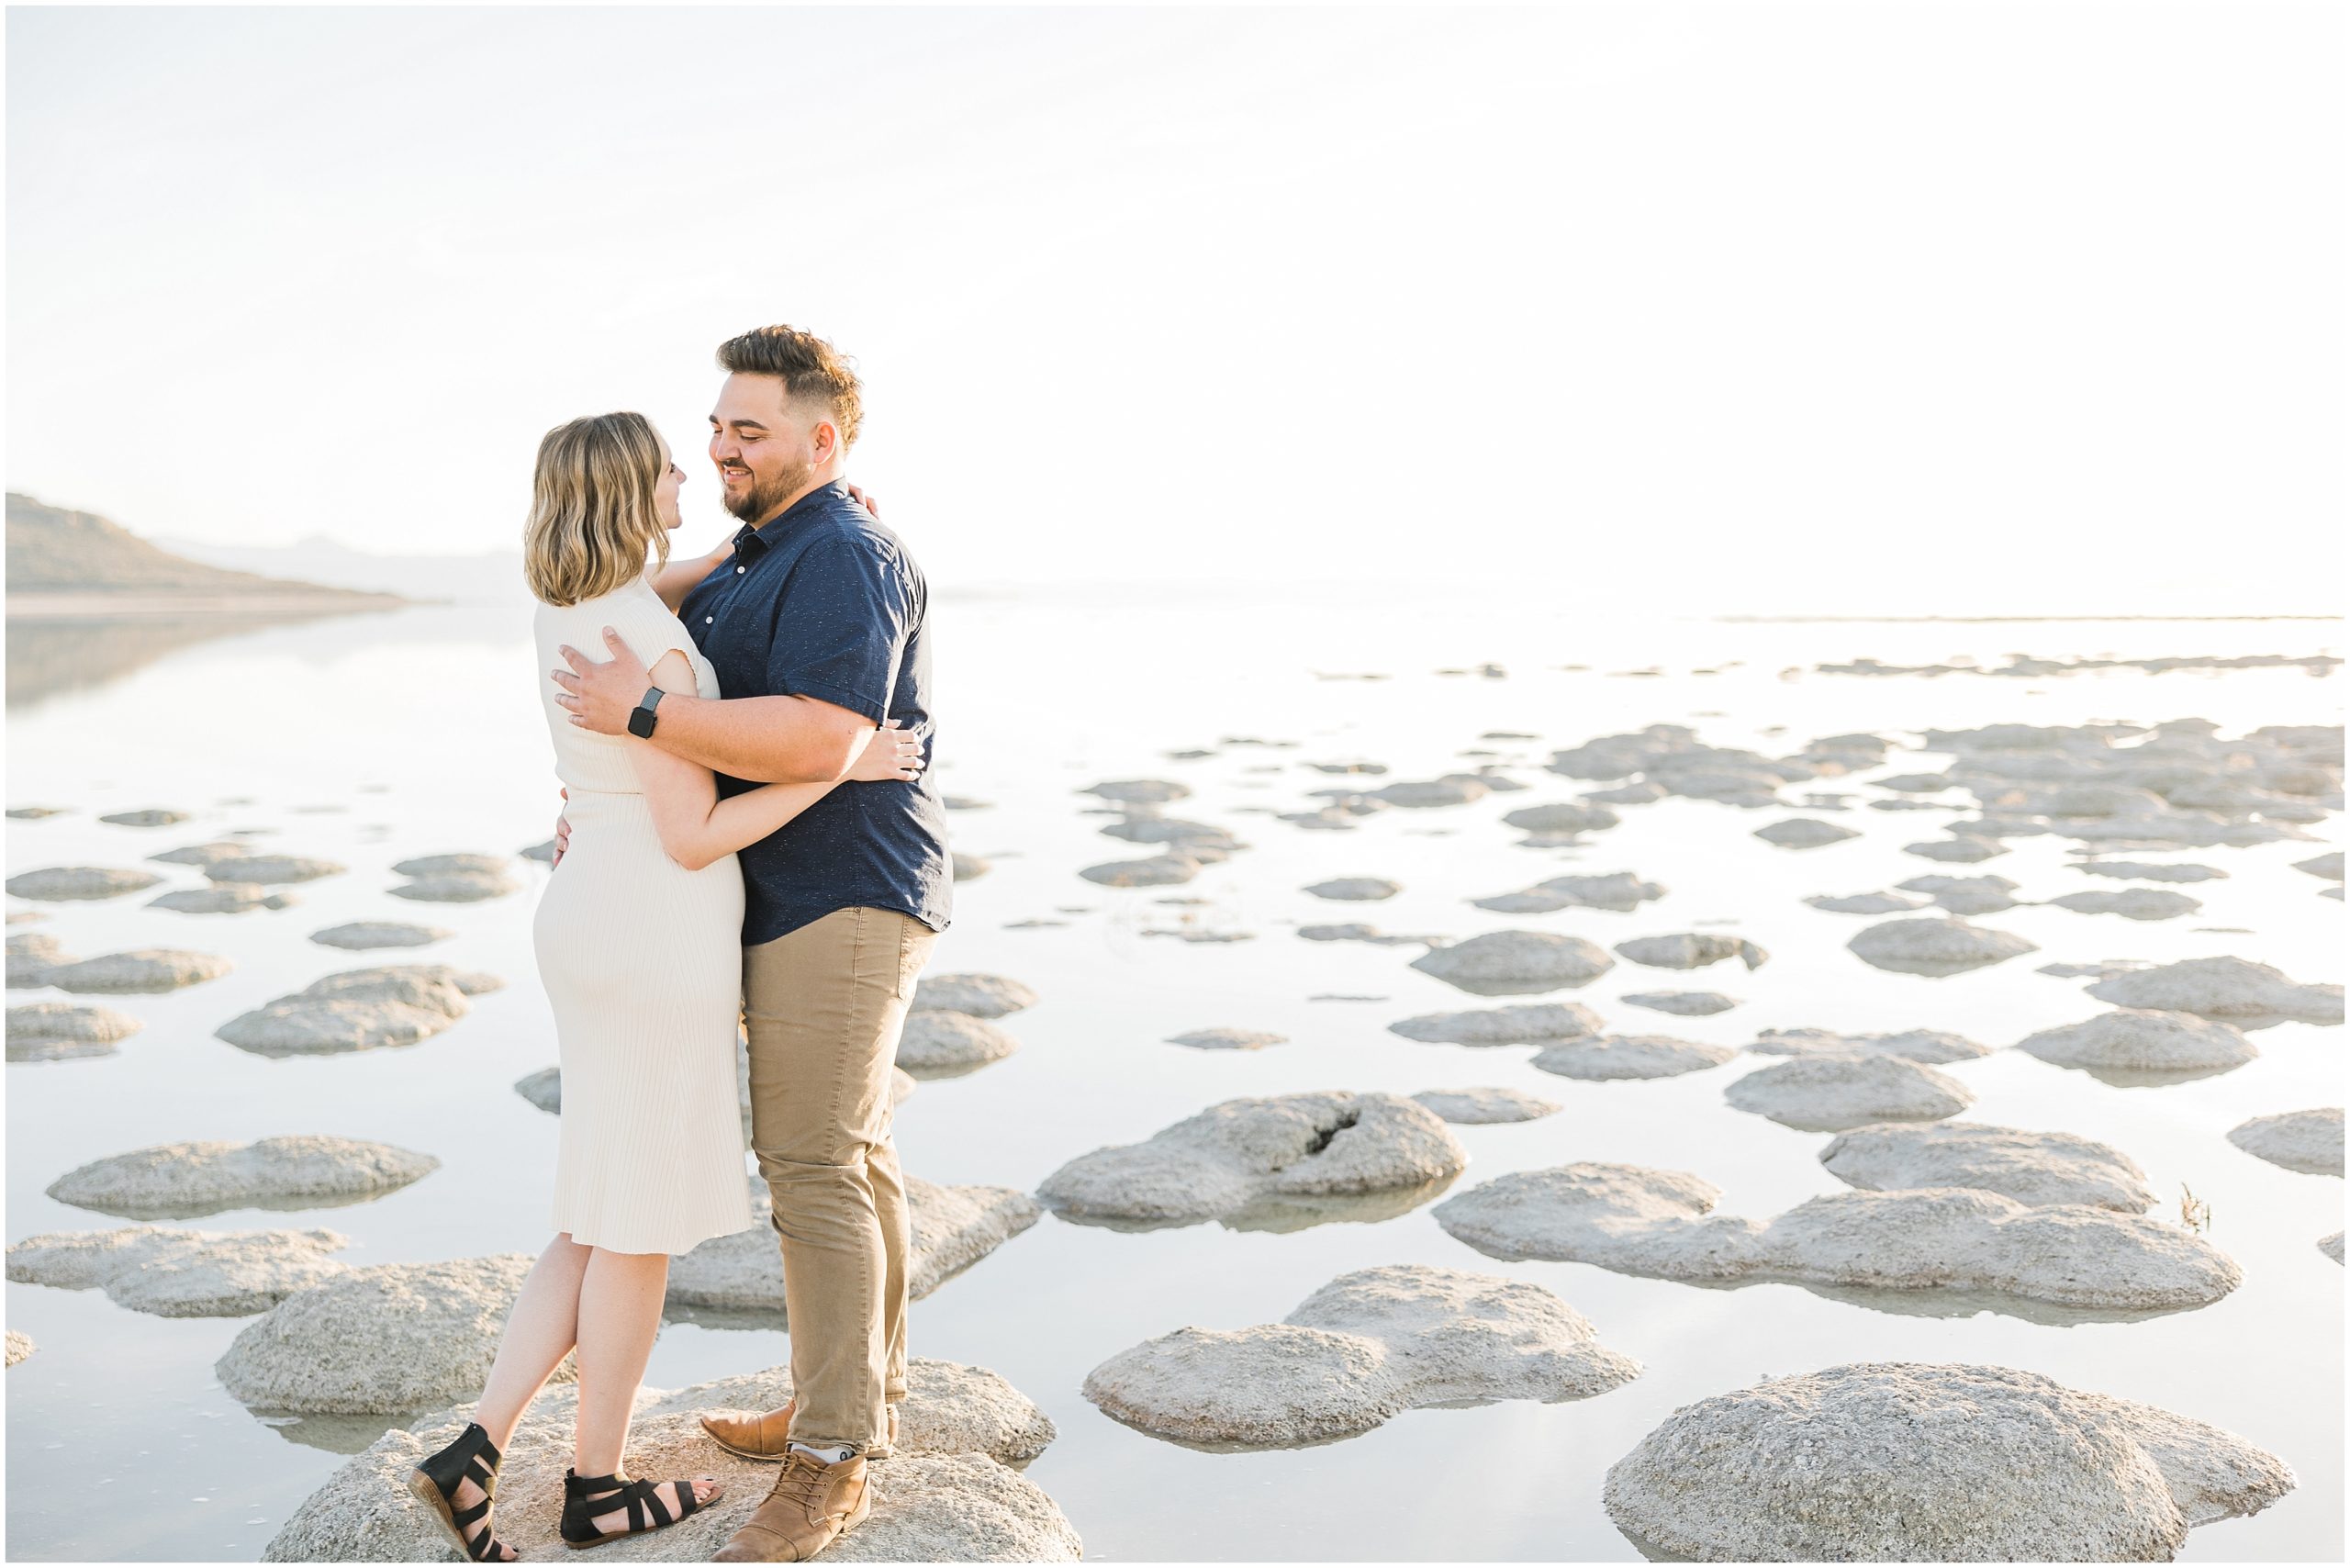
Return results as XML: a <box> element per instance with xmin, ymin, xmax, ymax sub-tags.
<box><xmin>531</xmin><ymin>573</ymin><xmax>756</xmax><ymax>1255</ymax></box>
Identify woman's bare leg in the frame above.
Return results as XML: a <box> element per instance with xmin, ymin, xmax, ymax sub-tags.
<box><xmin>571</xmin><ymin>1248</ymin><xmax>716</xmax><ymax>1529</ymax></box>
<box><xmin>476</xmin><ymin>1234</ymin><xmax>592</xmax><ymax>1446</ymax></box>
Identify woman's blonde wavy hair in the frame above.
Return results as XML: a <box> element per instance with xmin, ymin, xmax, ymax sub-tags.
<box><xmin>522</xmin><ymin>410</ymin><xmax>672</xmax><ymax>606</ymax></box>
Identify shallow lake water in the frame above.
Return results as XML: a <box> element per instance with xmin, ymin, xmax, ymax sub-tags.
<box><xmin>5</xmin><ymin>588</ymin><xmax>2343</xmax><ymax>1561</ymax></box>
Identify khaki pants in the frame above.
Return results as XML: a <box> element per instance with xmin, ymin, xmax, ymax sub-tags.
<box><xmin>741</xmin><ymin>905</ymin><xmax>937</xmax><ymax>1452</ymax></box>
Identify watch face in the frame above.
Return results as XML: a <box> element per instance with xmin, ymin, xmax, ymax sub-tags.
<box><xmin>628</xmin><ymin>706</ymin><xmax>655</xmax><ymax>738</ymax></box>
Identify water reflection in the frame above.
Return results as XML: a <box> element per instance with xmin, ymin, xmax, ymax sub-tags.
<box><xmin>5</xmin><ymin>609</ymin><xmax>403</xmax><ymax>711</ymax></box>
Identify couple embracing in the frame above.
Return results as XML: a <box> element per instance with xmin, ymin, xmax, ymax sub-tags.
<box><xmin>405</xmin><ymin>325</ymin><xmax>948</xmax><ymax>1562</ymax></box>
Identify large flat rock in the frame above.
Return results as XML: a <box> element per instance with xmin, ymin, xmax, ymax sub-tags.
<box><xmin>6</xmin><ymin>1225</ymin><xmax>350</xmax><ymax>1316</ymax></box>
<box><xmin>47</xmin><ymin>1136</ymin><xmax>439</xmax><ymax>1218</ymax></box>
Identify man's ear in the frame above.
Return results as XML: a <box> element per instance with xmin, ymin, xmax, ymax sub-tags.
<box><xmin>811</xmin><ymin>417</ymin><xmax>842</xmax><ymax>466</ymax></box>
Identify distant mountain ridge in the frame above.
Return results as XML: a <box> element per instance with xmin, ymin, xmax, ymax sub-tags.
<box><xmin>151</xmin><ymin>531</ymin><xmax>528</xmax><ymax>606</ymax></box>
<box><xmin>6</xmin><ymin>491</ymin><xmax>406</xmax><ymax>605</ymax></box>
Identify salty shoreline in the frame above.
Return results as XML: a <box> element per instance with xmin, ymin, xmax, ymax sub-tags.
<box><xmin>6</xmin><ymin>592</ymin><xmax>413</xmax><ymax>621</ymax></box>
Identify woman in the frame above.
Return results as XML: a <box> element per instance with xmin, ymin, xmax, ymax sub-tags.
<box><xmin>404</xmin><ymin>411</ymin><xmax>921</xmax><ymax>1560</ymax></box>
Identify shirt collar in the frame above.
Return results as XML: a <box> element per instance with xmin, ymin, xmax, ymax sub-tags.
<box><xmin>731</xmin><ymin>480</ymin><xmax>849</xmax><ymax>561</ymax></box>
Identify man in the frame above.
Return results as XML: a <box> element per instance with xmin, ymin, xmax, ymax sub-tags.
<box><xmin>551</xmin><ymin>323</ymin><xmax>950</xmax><ymax>1562</ymax></box>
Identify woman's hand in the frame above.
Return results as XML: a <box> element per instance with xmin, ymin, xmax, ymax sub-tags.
<box><xmin>850</xmin><ymin>718</ymin><xmax>923</xmax><ymax>781</ymax></box>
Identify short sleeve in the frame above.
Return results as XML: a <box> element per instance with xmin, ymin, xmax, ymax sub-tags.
<box><xmin>605</xmin><ymin>596</ymin><xmax>699</xmax><ymax>678</ymax></box>
<box><xmin>768</xmin><ymin>534</ymin><xmax>910</xmax><ymax>724</ymax></box>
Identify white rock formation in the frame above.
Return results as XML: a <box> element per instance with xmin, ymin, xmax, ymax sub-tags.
<box><xmin>1848</xmin><ymin>915</ymin><xmax>2037</xmax><ymax>975</ymax></box>
<box><xmin>1083</xmin><ymin>1264</ymin><xmax>1638</xmax><ymax>1445</ymax></box>
<box><xmin>1531</xmin><ymin>1035</ymin><xmax>1738</xmax><ymax>1080</ymax></box>
<box><xmin>1388</xmin><ymin>1002</ymin><xmax>1604</xmax><ymax>1046</ymax></box>
<box><xmin>898</xmin><ymin>1010</ymin><xmax>1021</xmax><ymax>1078</ymax></box>
<box><xmin>2085</xmin><ymin>956</ymin><xmax>2343</xmax><ymax>1023</ymax></box>
<box><xmin>1745</xmin><ymin>1026</ymin><xmax>1990</xmax><ymax>1063</ymax></box>
<box><xmin>1433</xmin><ymin>1164</ymin><xmax>2240</xmax><ymax>1311</ymax></box>
<box><xmin>2226</xmin><ymin>1108</ymin><xmax>2344</xmax><ymax>1177</ymax></box>
<box><xmin>39</xmin><ymin>947</ymin><xmax>232</xmax><ymax>993</ymax></box>
<box><xmin>2016</xmin><ymin>1009</ymin><xmax>2257</xmax><ymax>1072</ymax></box>
<box><xmin>1724</xmin><ymin>1055</ymin><xmax>1974</xmax><ymax>1130</ymax></box>
<box><xmin>1602</xmin><ymin>1362</ymin><xmax>2294</xmax><ymax>1561</ymax></box>
<box><xmin>1036</xmin><ymin>1092</ymin><xmax>1465</xmax><ymax>1227</ymax></box>
<box><xmin>1819</xmin><ymin>1122</ymin><xmax>2155</xmax><ymax>1211</ymax></box>
<box><xmin>47</xmin><ymin>1136</ymin><xmax>438</xmax><ymax>1217</ymax></box>
<box><xmin>912</xmin><ymin>973</ymin><xmax>1038</xmax><ymax>1018</ymax></box>
<box><xmin>1165</xmin><ymin>1027</ymin><xmax>1288</xmax><ymax>1050</ymax></box>
<box><xmin>1409</xmin><ymin>931</ymin><xmax>1614</xmax><ymax>995</ymax></box>
<box><xmin>1410</xmin><ymin>1087</ymin><xmax>1561</xmax><ymax>1123</ymax></box>
<box><xmin>6</xmin><ymin>1225</ymin><xmax>350</xmax><ymax>1316</ymax></box>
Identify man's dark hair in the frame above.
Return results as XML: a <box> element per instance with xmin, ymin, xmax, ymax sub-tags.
<box><xmin>716</xmin><ymin>325</ymin><xmax>864</xmax><ymax>448</ymax></box>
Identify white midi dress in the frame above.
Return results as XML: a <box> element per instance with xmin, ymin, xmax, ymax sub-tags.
<box><xmin>531</xmin><ymin>573</ymin><xmax>757</xmax><ymax>1255</ymax></box>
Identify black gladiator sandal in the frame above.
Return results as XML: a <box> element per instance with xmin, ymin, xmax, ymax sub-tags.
<box><xmin>407</xmin><ymin>1421</ymin><xmax>517</xmax><ymax>1562</ymax></box>
<box><xmin>559</xmin><ymin>1466</ymin><xmax>719</xmax><ymax>1550</ymax></box>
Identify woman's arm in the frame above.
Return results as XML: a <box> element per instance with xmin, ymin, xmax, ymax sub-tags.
<box><xmin>649</xmin><ymin>543</ymin><xmax>732</xmax><ymax>613</ymax></box>
<box><xmin>623</xmin><ymin>652</ymin><xmax>922</xmax><ymax>870</ymax></box>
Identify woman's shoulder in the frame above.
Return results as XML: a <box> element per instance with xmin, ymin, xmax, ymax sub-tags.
<box><xmin>536</xmin><ymin>576</ymin><xmax>664</xmax><ymax>620</ymax></box>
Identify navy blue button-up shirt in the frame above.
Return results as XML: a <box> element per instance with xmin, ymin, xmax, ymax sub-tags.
<box><xmin>677</xmin><ymin>480</ymin><xmax>951</xmax><ymax>946</ymax></box>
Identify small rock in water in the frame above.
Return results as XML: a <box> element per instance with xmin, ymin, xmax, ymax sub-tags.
<box><xmin>308</xmin><ymin>921</ymin><xmax>451</xmax><ymax>950</ymax></box>
<box><xmin>517</xmin><ymin>838</ymin><xmax>557</xmax><ymax>864</ymax></box>
<box><xmin>7</xmin><ymin>1002</ymin><xmax>142</xmax><ymax>1062</ymax></box>
<box><xmin>201</xmin><ymin>855</ymin><xmax>344</xmax><ymax>886</ymax></box>
<box><xmin>149</xmin><ymin>841</ymin><xmax>259</xmax><ymax>868</ymax></box>
<box><xmin>1601</xmin><ymin>1361</ymin><xmax>2293</xmax><ymax>1561</ymax></box>
<box><xmin>1895</xmin><ymin>873</ymin><xmax>2022</xmax><ymax>915</ymax></box>
<box><xmin>1083</xmin><ymin>1264</ymin><xmax>1637</xmax><ymax>1446</ymax></box>
<box><xmin>1501</xmin><ymin>801</ymin><xmax>1620</xmax><ymax>834</ymax></box>
<box><xmin>2074</xmin><ymin>858</ymin><xmax>2228</xmax><ymax>882</ymax></box>
<box><xmin>2322</xmin><ymin>1232</ymin><xmax>2344</xmax><ymax>1265</ymax></box>
<box><xmin>4</xmin><ymin>1329</ymin><xmax>30</xmax><ymax>1366</ymax></box>
<box><xmin>47</xmin><ymin>1137</ymin><xmax>439</xmax><ymax>1218</ymax></box>
<box><xmin>898</xmin><ymin>1011</ymin><xmax>1021</xmax><ymax>1079</ymax></box>
<box><xmin>217</xmin><ymin>967</ymin><xmax>479</xmax><ymax>1057</ymax></box>
<box><xmin>1080</xmin><ymin>853</ymin><xmax>1199</xmax><ymax>888</ymax></box>
<box><xmin>1753</xmin><ymin>818</ymin><xmax>1860</xmax><ymax>849</ymax></box>
<box><xmin>1303</xmin><ymin>877</ymin><xmax>1401</xmax><ymax>902</ymax></box>
<box><xmin>1036</xmin><ymin>1092</ymin><xmax>1465</xmax><ymax>1229</ymax></box>
<box><xmin>912</xmin><ymin>973</ymin><xmax>1038</xmax><ymax>1018</ymax></box>
<box><xmin>1612</xmin><ymin>934</ymin><xmax>1767</xmax><ymax>971</ymax></box>
<box><xmin>1818</xmin><ymin>1121</ymin><xmax>2156</xmax><ymax>1211</ymax></box>
<box><xmin>2291</xmin><ymin>850</ymin><xmax>2344</xmax><ymax>882</ymax></box>
<box><xmin>1848</xmin><ymin>914</ymin><xmax>2037</xmax><ymax>976</ymax></box>
<box><xmin>6</xmin><ymin>805</ymin><xmax>69</xmax><ymax>819</ymax></box>
<box><xmin>1372</xmin><ymin>776</ymin><xmax>1491</xmax><ymax>808</ymax></box>
<box><xmin>2016</xmin><ymin>1008</ymin><xmax>2258</xmax><ymax>1073</ymax></box>
<box><xmin>1386</xmin><ymin>1002</ymin><xmax>1604</xmax><ymax>1049</ymax></box>
<box><xmin>1745</xmin><ymin>1026</ymin><xmax>1990</xmax><ymax>1063</ymax></box>
<box><xmin>41</xmin><ymin>947</ymin><xmax>234</xmax><ymax>994</ymax></box>
<box><xmin>943</xmin><ymin>794</ymin><xmax>994</xmax><ymax>811</ymax></box>
<box><xmin>1724</xmin><ymin>1054</ymin><xmax>1973</xmax><ymax>1130</ymax></box>
<box><xmin>217</xmin><ymin>1255</ymin><xmax>572</xmax><ymax>1413</ymax></box>
<box><xmin>513</xmin><ymin>1066</ymin><xmax>562</xmax><ymax>1114</ymax></box>
<box><xmin>1902</xmin><ymin>834</ymin><xmax>2007</xmax><ymax>862</ymax></box>
<box><xmin>6</xmin><ymin>933</ymin><xmax>68</xmax><ymax>987</ymax></box>
<box><xmin>390</xmin><ymin>853</ymin><xmax>511</xmax><ymax>877</ymax></box>
<box><xmin>1164</xmin><ymin>1027</ymin><xmax>1287</xmax><ymax>1051</ymax></box>
<box><xmin>1531</xmin><ymin>1035</ymin><xmax>1737</xmax><ymax>1081</ymax></box>
<box><xmin>147</xmin><ymin>884</ymin><xmax>297</xmax><ymax>914</ymax></box>
<box><xmin>953</xmin><ymin>852</ymin><xmax>991</xmax><ymax>880</ymax></box>
<box><xmin>5</xmin><ymin>866</ymin><xmax>165</xmax><ymax>902</ymax></box>
<box><xmin>1434</xmin><ymin>1163</ymin><xmax>2240</xmax><ymax>1311</ymax></box>
<box><xmin>2226</xmin><ymin>1108</ymin><xmax>2344</xmax><ymax>1177</ymax></box>
<box><xmin>2084</xmin><ymin>956</ymin><xmax>2343</xmax><ymax>1024</ymax></box>
<box><xmin>1620</xmin><ymin>991</ymin><xmax>1739</xmax><ymax>1016</ymax></box>
<box><xmin>6</xmin><ymin>1226</ymin><xmax>351</xmax><ymax>1316</ymax></box>
<box><xmin>97</xmin><ymin>808</ymin><xmax>191</xmax><ymax>827</ymax></box>
<box><xmin>1299</xmin><ymin>922</ymin><xmax>1382</xmax><ymax>942</ymax></box>
<box><xmin>1804</xmin><ymin>890</ymin><xmax>1934</xmax><ymax>914</ymax></box>
<box><xmin>1409</xmin><ymin>931</ymin><xmax>1614</xmax><ymax>996</ymax></box>
<box><xmin>1082</xmin><ymin>778</ymin><xmax>1191</xmax><ymax>805</ymax></box>
<box><xmin>2045</xmin><ymin>888</ymin><xmax>2200</xmax><ymax>920</ymax></box>
<box><xmin>1410</xmin><ymin>1087</ymin><xmax>1561</xmax><ymax>1124</ymax></box>
<box><xmin>388</xmin><ymin>869</ymin><xmax>518</xmax><ymax>902</ymax></box>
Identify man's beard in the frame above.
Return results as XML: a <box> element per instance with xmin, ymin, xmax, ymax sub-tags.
<box><xmin>723</xmin><ymin>459</ymin><xmax>815</xmax><ymax>525</ymax></box>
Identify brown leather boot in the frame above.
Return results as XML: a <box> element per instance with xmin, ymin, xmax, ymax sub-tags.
<box><xmin>711</xmin><ymin>1449</ymin><xmax>870</xmax><ymax>1562</ymax></box>
<box><xmin>700</xmin><ymin>1400</ymin><xmax>898</xmax><ymax>1462</ymax></box>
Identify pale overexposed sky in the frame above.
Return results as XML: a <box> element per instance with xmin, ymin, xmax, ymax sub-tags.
<box><xmin>6</xmin><ymin>3</ymin><xmax>2344</xmax><ymax>614</ymax></box>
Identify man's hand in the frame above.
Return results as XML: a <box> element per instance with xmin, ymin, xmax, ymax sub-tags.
<box><xmin>553</xmin><ymin>788</ymin><xmax>570</xmax><ymax>868</ymax></box>
<box><xmin>553</xmin><ymin>628</ymin><xmax>652</xmax><ymax>734</ymax></box>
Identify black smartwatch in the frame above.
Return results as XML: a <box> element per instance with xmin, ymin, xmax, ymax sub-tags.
<box><xmin>626</xmin><ymin>685</ymin><xmax>666</xmax><ymax>738</ymax></box>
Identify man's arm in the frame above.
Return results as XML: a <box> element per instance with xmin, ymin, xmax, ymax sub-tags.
<box><xmin>552</xmin><ymin>627</ymin><xmax>871</xmax><ymax>784</ymax></box>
